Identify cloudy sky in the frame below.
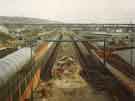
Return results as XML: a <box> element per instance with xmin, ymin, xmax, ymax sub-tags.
<box><xmin>0</xmin><ymin>0</ymin><xmax>135</xmax><ymax>23</ymax></box>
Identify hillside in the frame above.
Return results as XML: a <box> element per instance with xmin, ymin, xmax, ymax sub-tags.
<box><xmin>0</xmin><ymin>16</ymin><xmax>60</xmax><ymax>24</ymax></box>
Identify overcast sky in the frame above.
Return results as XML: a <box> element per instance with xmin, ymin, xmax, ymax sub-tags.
<box><xmin>0</xmin><ymin>0</ymin><xmax>135</xmax><ymax>23</ymax></box>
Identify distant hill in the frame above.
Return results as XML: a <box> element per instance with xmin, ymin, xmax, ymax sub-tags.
<box><xmin>0</xmin><ymin>16</ymin><xmax>61</xmax><ymax>24</ymax></box>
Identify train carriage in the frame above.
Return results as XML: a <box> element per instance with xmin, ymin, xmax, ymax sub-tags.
<box><xmin>0</xmin><ymin>35</ymin><xmax>62</xmax><ymax>101</ymax></box>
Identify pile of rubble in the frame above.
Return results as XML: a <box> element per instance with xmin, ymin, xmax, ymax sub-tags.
<box><xmin>52</xmin><ymin>56</ymin><xmax>86</xmax><ymax>88</ymax></box>
<box><xmin>32</xmin><ymin>56</ymin><xmax>87</xmax><ymax>101</ymax></box>
<box><xmin>52</xmin><ymin>56</ymin><xmax>76</xmax><ymax>78</ymax></box>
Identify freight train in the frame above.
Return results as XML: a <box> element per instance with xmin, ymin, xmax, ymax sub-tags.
<box><xmin>0</xmin><ymin>35</ymin><xmax>62</xmax><ymax>101</ymax></box>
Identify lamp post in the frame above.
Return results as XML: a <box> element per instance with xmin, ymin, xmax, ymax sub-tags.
<box><xmin>104</xmin><ymin>37</ymin><xmax>106</xmax><ymax>66</ymax></box>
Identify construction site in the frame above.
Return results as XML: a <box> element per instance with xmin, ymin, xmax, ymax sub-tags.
<box><xmin>0</xmin><ymin>23</ymin><xmax>134</xmax><ymax>101</ymax></box>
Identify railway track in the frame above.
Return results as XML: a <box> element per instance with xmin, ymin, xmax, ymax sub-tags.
<box><xmin>31</xmin><ymin>34</ymin><xmax>134</xmax><ymax>101</ymax></box>
<box><xmin>81</xmin><ymin>36</ymin><xmax>135</xmax><ymax>79</ymax></box>
<box><xmin>82</xmin><ymin>40</ymin><xmax>135</xmax><ymax>96</ymax></box>
<box><xmin>71</xmin><ymin>35</ymin><xmax>134</xmax><ymax>101</ymax></box>
<box><xmin>107</xmin><ymin>54</ymin><xmax>134</xmax><ymax>79</ymax></box>
<box><xmin>0</xmin><ymin>34</ymin><xmax>63</xmax><ymax>100</ymax></box>
<box><xmin>82</xmin><ymin>40</ymin><xmax>134</xmax><ymax>79</ymax></box>
<box><xmin>33</xmin><ymin>35</ymin><xmax>114</xmax><ymax>101</ymax></box>
<box><xmin>77</xmin><ymin>35</ymin><xmax>135</xmax><ymax>87</ymax></box>
<box><xmin>40</xmin><ymin>35</ymin><xmax>62</xmax><ymax>81</ymax></box>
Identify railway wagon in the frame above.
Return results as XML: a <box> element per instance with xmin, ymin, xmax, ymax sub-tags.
<box><xmin>0</xmin><ymin>47</ymin><xmax>35</xmax><ymax>101</ymax></box>
<box><xmin>0</xmin><ymin>35</ymin><xmax>62</xmax><ymax>101</ymax></box>
<box><xmin>0</xmin><ymin>47</ymin><xmax>17</xmax><ymax>58</ymax></box>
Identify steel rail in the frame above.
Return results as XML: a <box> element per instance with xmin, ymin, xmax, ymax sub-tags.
<box><xmin>72</xmin><ymin>34</ymin><xmax>134</xmax><ymax>100</ymax></box>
